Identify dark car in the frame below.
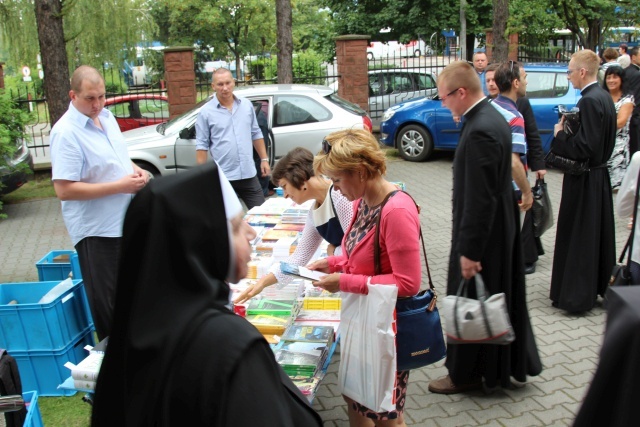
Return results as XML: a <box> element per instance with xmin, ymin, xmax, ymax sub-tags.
<box><xmin>379</xmin><ymin>64</ymin><xmax>581</xmax><ymax>161</ymax></box>
<box><xmin>105</xmin><ymin>94</ymin><xmax>169</xmax><ymax>132</ymax></box>
<box><xmin>0</xmin><ymin>138</ymin><xmax>33</xmax><ymax>196</ymax></box>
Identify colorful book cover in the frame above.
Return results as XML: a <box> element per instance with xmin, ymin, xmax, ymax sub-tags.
<box><xmin>246</xmin><ymin>298</ymin><xmax>298</xmax><ymax>316</ymax></box>
<box><xmin>261</xmin><ymin>229</ymin><xmax>300</xmax><ymax>241</ymax></box>
<box><xmin>275</xmin><ymin>341</ymin><xmax>327</xmax><ymax>374</ymax></box>
<box><xmin>281</xmin><ymin>325</ymin><xmax>334</xmax><ymax>344</ymax></box>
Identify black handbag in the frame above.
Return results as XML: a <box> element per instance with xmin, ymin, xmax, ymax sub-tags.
<box><xmin>610</xmin><ymin>166</ymin><xmax>640</xmax><ymax>287</ymax></box>
<box><xmin>531</xmin><ymin>178</ymin><xmax>553</xmax><ymax>237</ymax></box>
<box><xmin>544</xmin><ymin>151</ymin><xmax>590</xmax><ymax>175</ymax></box>
<box><xmin>374</xmin><ymin>191</ymin><xmax>447</xmax><ymax>371</ymax></box>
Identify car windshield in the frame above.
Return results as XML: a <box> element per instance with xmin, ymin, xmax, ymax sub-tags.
<box><xmin>325</xmin><ymin>93</ymin><xmax>366</xmax><ymax>116</ymax></box>
<box><xmin>157</xmin><ymin>97</ymin><xmax>212</xmax><ymax>135</ymax></box>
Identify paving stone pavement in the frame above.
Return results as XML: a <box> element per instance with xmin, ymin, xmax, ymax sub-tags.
<box><xmin>0</xmin><ymin>153</ymin><xmax>631</xmax><ymax>426</ymax></box>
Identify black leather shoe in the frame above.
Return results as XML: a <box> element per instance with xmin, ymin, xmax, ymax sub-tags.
<box><xmin>525</xmin><ymin>263</ymin><xmax>536</xmax><ymax>275</ymax></box>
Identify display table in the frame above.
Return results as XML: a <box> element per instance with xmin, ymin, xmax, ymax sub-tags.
<box><xmin>574</xmin><ymin>286</ymin><xmax>640</xmax><ymax>426</ymax></box>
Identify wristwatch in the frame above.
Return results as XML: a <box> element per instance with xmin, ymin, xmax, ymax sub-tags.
<box><xmin>261</xmin><ymin>158</ymin><xmax>269</xmax><ymax>162</ymax></box>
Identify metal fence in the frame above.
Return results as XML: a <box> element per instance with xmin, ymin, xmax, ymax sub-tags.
<box><xmin>8</xmin><ymin>41</ymin><xmax>468</xmax><ymax>161</ymax></box>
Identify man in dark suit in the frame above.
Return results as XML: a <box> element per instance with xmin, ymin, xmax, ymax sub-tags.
<box><xmin>429</xmin><ymin>61</ymin><xmax>541</xmax><ymax>394</ymax></box>
<box><xmin>624</xmin><ymin>46</ymin><xmax>640</xmax><ymax>155</ymax></box>
<box><xmin>550</xmin><ymin>49</ymin><xmax>617</xmax><ymax>312</ymax></box>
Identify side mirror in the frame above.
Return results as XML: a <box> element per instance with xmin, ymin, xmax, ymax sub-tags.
<box><xmin>179</xmin><ymin>128</ymin><xmax>194</xmax><ymax>139</ymax></box>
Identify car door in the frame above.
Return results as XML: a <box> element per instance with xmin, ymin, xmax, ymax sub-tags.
<box><xmin>246</xmin><ymin>97</ymin><xmax>276</xmax><ymax>166</ymax></box>
<box><xmin>429</xmin><ymin>96</ymin><xmax>461</xmax><ymax>149</ymax></box>
<box><xmin>527</xmin><ymin>70</ymin><xmax>581</xmax><ymax>152</ymax></box>
<box><xmin>270</xmin><ymin>95</ymin><xmax>334</xmax><ymax>158</ymax></box>
<box><xmin>368</xmin><ymin>73</ymin><xmax>386</xmax><ymax>125</ymax></box>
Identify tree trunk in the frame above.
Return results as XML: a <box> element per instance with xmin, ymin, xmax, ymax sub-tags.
<box><xmin>460</xmin><ymin>0</ymin><xmax>467</xmax><ymax>61</ymax></box>
<box><xmin>276</xmin><ymin>0</ymin><xmax>293</xmax><ymax>84</ymax></box>
<box><xmin>34</xmin><ymin>0</ymin><xmax>70</xmax><ymax>127</ymax></box>
<box><xmin>492</xmin><ymin>0</ymin><xmax>509</xmax><ymax>62</ymax></box>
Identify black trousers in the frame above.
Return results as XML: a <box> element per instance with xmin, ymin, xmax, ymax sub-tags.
<box><xmin>521</xmin><ymin>210</ymin><xmax>545</xmax><ymax>265</ymax></box>
<box><xmin>629</xmin><ymin>114</ymin><xmax>640</xmax><ymax>156</ymax></box>
<box><xmin>230</xmin><ymin>176</ymin><xmax>266</xmax><ymax>210</ymax></box>
<box><xmin>75</xmin><ymin>236</ymin><xmax>121</xmax><ymax>341</ymax></box>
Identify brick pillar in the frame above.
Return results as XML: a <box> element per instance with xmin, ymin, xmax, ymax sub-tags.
<box><xmin>163</xmin><ymin>47</ymin><xmax>196</xmax><ymax>118</ymax></box>
<box><xmin>335</xmin><ymin>35</ymin><xmax>370</xmax><ymax>113</ymax></box>
<box><xmin>485</xmin><ymin>30</ymin><xmax>519</xmax><ymax>62</ymax></box>
<box><xmin>0</xmin><ymin>62</ymin><xmax>5</xmax><ymax>89</ymax></box>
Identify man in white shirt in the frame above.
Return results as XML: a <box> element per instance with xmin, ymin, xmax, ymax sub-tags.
<box><xmin>50</xmin><ymin>65</ymin><xmax>149</xmax><ymax>340</ymax></box>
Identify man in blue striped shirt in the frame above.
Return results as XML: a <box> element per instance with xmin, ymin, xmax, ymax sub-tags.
<box><xmin>196</xmin><ymin>68</ymin><xmax>271</xmax><ymax>209</ymax></box>
<box><xmin>490</xmin><ymin>62</ymin><xmax>533</xmax><ymax>213</ymax></box>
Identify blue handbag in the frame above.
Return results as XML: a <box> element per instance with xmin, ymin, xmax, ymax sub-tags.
<box><xmin>374</xmin><ymin>191</ymin><xmax>447</xmax><ymax>371</ymax></box>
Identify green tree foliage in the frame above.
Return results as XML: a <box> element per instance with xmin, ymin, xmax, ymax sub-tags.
<box><xmin>0</xmin><ymin>0</ymin><xmax>156</xmax><ymax>73</ymax></box>
<box><xmin>292</xmin><ymin>0</ymin><xmax>336</xmax><ymax>61</ymax></box>
<box><xmin>0</xmin><ymin>91</ymin><xmax>31</xmax><ymax>216</ymax></box>
<box><xmin>321</xmin><ymin>0</ymin><xmax>492</xmax><ymax>45</ymax></box>
<box><xmin>152</xmin><ymin>0</ymin><xmax>275</xmax><ymax>72</ymax></box>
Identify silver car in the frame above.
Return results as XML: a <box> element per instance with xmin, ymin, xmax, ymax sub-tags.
<box><xmin>331</xmin><ymin>69</ymin><xmax>437</xmax><ymax>129</ymax></box>
<box><xmin>123</xmin><ymin>85</ymin><xmax>372</xmax><ymax>177</ymax></box>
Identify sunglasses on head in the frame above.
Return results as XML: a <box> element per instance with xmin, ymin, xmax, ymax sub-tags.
<box><xmin>322</xmin><ymin>138</ymin><xmax>331</xmax><ymax>154</ymax></box>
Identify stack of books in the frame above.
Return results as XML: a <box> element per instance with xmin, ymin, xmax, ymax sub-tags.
<box><xmin>281</xmin><ymin>207</ymin><xmax>310</xmax><ymax>224</ymax></box>
<box><xmin>64</xmin><ymin>349</ymin><xmax>104</xmax><ymax>391</ymax></box>
<box><xmin>246</xmin><ymin>297</ymin><xmax>301</xmax><ymax>318</ymax></box>
<box><xmin>245</xmin><ymin>314</ymin><xmax>292</xmax><ymax>338</ymax></box>
<box><xmin>274</xmin><ymin>341</ymin><xmax>329</xmax><ymax>378</ymax></box>
<box><xmin>290</xmin><ymin>374</ymin><xmax>325</xmax><ymax>401</ymax></box>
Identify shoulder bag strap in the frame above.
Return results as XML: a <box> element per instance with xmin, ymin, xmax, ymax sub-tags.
<box><xmin>328</xmin><ymin>184</ymin><xmax>338</xmax><ymax>218</ymax></box>
<box><xmin>373</xmin><ymin>190</ymin><xmax>434</xmax><ymax>292</ymax></box>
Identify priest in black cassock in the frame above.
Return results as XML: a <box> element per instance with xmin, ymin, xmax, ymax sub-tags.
<box><xmin>428</xmin><ymin>62</ymin><xmax>542</xmax><ymax>394</ymax></box>
<box><xmin>549</xmin><ymin>49</ymin><xmax>617</xmax><ymax>313</ymax></box>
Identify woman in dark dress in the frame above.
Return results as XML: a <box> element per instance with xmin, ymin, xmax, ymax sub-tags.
<box><xmin>91</xmin><ymin>162</ymin><xmax>322</xmax><ymax>427</ymax></box>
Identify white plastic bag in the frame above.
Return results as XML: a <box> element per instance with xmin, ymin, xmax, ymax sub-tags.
<box><xmin>338</xmin><ymin>284</ymin><xmax>397</xmax><ymax>412</ymax></box>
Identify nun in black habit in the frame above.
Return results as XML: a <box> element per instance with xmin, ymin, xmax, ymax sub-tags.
<box><xmin>91</xmin><ymin>162</ymin><xmax>322</xmax><ymax>427</ymax></box>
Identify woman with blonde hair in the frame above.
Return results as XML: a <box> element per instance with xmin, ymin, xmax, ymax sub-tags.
<box><xmin>308</xmin><ymin>129</ymin><xmax>421</xmax><ymax>427</ymax></box>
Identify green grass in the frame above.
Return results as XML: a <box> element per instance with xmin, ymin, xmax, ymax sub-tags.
<box><xmin>1</xmin><ymin>171</ymin><xmax>57</xmax><ymax>204</ymax></box>
<box><xmin>39</xmin><ymin>394</ymin><xmax>91</xmax><ymax>426</ymax></box>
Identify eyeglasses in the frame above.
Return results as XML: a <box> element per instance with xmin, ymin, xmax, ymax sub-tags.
<box><xmin>440</xmin><ymin>88</ymin><xmax>460</xmax><ymax>102</ymax></box>
<box><xmin>566</xmin><ymin>68</ymin><xmax>583</xmax><ymax>76</ymax></box>
<box><xmin>322</xmin><ymin>138</ymin><xmax>331</xmax><ymax>154</ymax></box>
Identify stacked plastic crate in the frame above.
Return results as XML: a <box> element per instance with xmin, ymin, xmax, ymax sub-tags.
<box><xmin>0</xmin><ymin>250</ymin><xmax>94</xmax><ymax>396</ymax></box>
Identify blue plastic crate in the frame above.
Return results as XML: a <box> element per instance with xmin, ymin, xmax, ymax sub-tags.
<box><xmin>70</xmin><ymin>251</ymin><xmax>83</xmax><ymax>280</ymax></box>
<box><xmin>35</xmin><ymin>250</ymin><xmax>75</xmax><ymax>281</ymax></box>
<box><xmin>22</xmin><ymin>390</ymin><xmax>44</xmax><ymax>427</ymax></box>
<box><xmin>0</xmin><ymin>280</ymin><xmax>94</xmax><ymax>351</ymax></box>
<box><xmin>12</xmin><ymin>330</ymin><xmax>95</xmax><ymax>397</ymax></box>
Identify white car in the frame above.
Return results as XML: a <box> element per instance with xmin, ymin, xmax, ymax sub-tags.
<box><xmin>367</xmin><ymin>40</ymin><xmax>434</xmax><ymax>60</ymax></box>
<box><xmin>123</xmin><ymin>84</ymin><xmax>373</xmax><ymax>177</ymax></box>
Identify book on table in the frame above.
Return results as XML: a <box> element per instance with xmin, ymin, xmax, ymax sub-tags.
<box><xmin>274</xmin><ymin>341</ymin><xmax>329</xmax><ymax>377</ymax></box>
<box><xmin>280</xmin><ymin>262</ymin><xmax>326</xmax><ymax>281</ymax></box>
<box><xmin>64</xmin><ymin>351</ymin><xmax>104</xmax><ymax>382</ymax></box>
<box><xmin>281</xmin><ymin>325</ymin><xmax>334</xmax><ymax>345</ymax></box>
<box><xmin>246</xmin><ymin>298</ymin><xmax>300</xmax><ymax>316</ymax></box>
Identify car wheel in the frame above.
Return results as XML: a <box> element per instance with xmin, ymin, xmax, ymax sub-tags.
<box><xmin>367</xmin><ymin>52</ymin><xmax>374</xmax><ymax>61</ymax></box>
<box><xmin>134</xmin><ymin>161</ymin><xmax>160</xmax><ymax>178</ymax></box>
<box><xmin>414</xmin><ymin>50</ymin><xmax>421</xmax><ymax>58</ymax></box>
<box><xmin>396</xmin><ymin>125</ymin><xmax>433</xmax><ymax>162</ymax></box>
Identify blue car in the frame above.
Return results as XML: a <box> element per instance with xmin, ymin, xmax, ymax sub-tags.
<box><xmin>380</xmin><ymin>64</ymin><xmax>581</xmax><ymax>161</ymax></box>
